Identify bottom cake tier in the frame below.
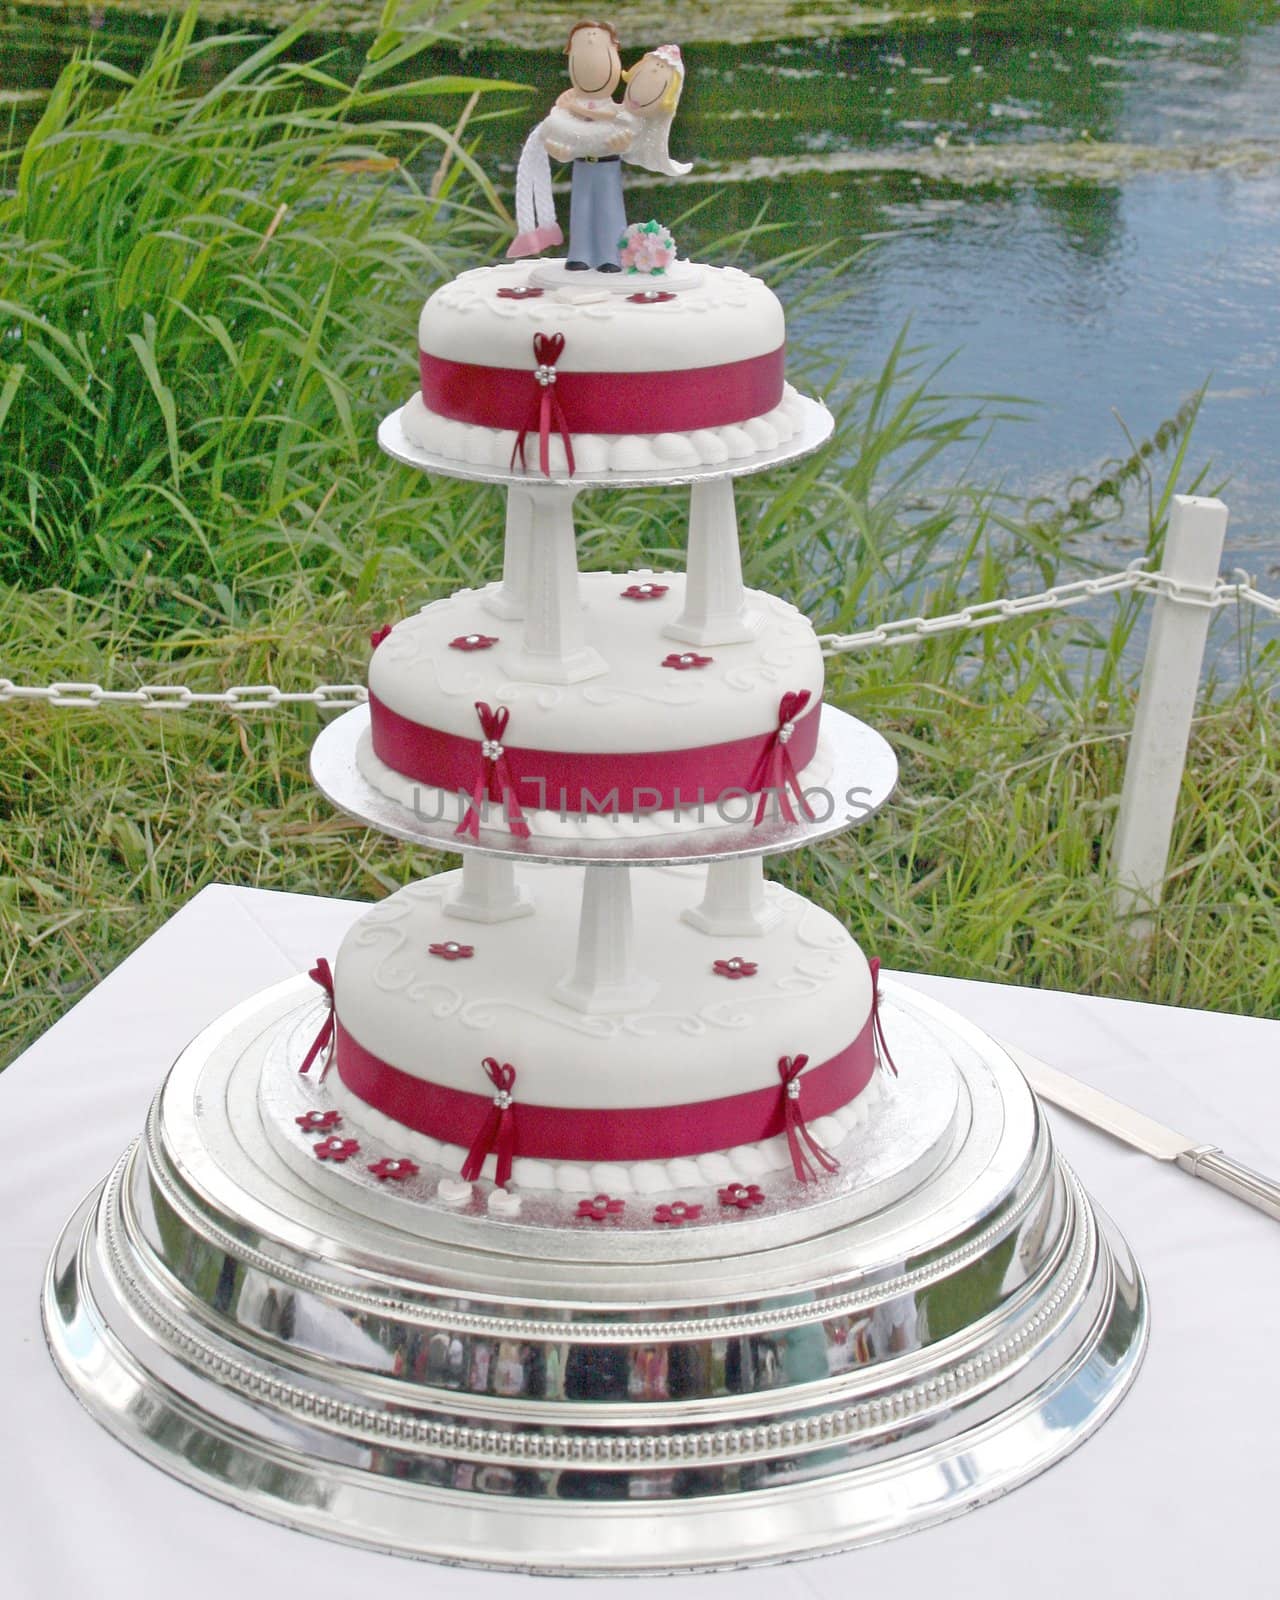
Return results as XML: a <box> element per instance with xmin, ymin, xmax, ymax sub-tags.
<box><xmin>43</xmin><ymin>978</ymin><xmax>1146</xmax><ymax>1572</ymax></box>
<box><xmin>325</xmin><ymin>862</ymin><xmax>884</xmax><ymax>1198</ymax></box>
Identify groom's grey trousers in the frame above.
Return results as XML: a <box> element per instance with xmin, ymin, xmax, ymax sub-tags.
<box><xmin>568</xmin><ymin>156</ymin><xmax>627</xmax><ymax>269</ymax></box>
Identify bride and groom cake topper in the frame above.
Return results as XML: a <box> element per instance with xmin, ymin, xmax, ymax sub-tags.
<box><xmin>509</xmin><ymin>19</ymin><xmax>691</xmax><ymax>271</ymax></box>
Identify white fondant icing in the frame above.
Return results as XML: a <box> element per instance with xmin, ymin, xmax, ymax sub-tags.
<box><xmin>555</xmin><ymin>1165</ymin><xmax>593</xmax><ymax>1193</ymax></box>
<box><xmin>369</xmin><ymin>572</ymin><xmax>824</xmax><ymax>752</ymax></box>
<box><xmin>332</xmin><ymin>865</ymin><xmax>873</xmax><ymax>1118</ymax></box>
<box><xmin>695</xmin><ymin>1152</ymin><xmax>738</xmax><ymax>1184</ymax></box>
<box><xmin>419</xmin><ymin>261</ymin><xmax>783</xmax><ymax>374</ymax></box>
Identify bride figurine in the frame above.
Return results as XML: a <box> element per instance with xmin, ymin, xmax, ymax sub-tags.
<box><xmin>509</xmin><ymin>34</ymin><xmax>690</xmax><ymax>269</ymax></box>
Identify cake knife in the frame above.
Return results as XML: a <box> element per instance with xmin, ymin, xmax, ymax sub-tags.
<box><xmin>1000</xmin><ymin>1040</ymin><xmax>1280</xmax><ymax>1222</ymax></box>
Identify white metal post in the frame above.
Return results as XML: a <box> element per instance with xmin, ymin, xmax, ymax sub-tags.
<box><xmin>1112</xmin><ymin>494</ymin><xmax>1229</xmax><ymax>931</ymax></box>
<box><xmin>664</xmin><ymin>479</ymin><xmax>762</xmax><ymax>646</ymax></box>
<box><xmin>481</xmin><ymin>486</ymin><xmax>532</xmax><ymax>620</ymax></box>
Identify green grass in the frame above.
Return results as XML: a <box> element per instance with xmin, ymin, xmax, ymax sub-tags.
<box><xmin>0</xmin><ymin>2</ymin><xmax>522</xmax><ymax>595</ymax></box>
<box><xmin>2</xmin><ymin>8</ymin><xmax>1279</xmax><ymax>1070</ymax></box>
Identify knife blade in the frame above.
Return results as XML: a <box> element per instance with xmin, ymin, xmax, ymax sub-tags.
<box><xmin>1000</xmin><ymin>1039</ymin><xmax>1280</xmax><ymax>1223</ymax></box>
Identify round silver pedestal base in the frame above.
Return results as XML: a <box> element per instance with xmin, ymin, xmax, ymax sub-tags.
<box><xmin>44</xmin><ymin>984</ymin><xmax>1146</xmax><ymax>1574</ymax></box>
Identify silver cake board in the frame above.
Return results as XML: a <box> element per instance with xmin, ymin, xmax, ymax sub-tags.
<box><xmin>311</xmin><ymin>703</ymin><xmax>900</xmax><ymax>865</ymax></box>
<box><xmin>43</xmin><ymin>979</ymin><xmax>1147</xmax><ymax>1574</ymax></box>
<box><xmin>377</xmin><ymin>393</ymin><xmax>835</xmax><ymax>490</ymax></box>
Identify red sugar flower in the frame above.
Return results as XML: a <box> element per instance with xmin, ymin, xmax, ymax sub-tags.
<box><xmin>429</xmin><ymin>941</ymin><xmax>474</xmax><ymax>961</ymax></box>
<box><xmin>314</xmin><ymin>1136</ymin><xmax>360</xmax><ymax>1163</ymax></box>
<box><xmin>295</xmin><ymin>1109</ymin><xmax>342</xmax><ymax>1133</ymax></box>
<box><xmin>653</xmin><ymin>1201</ymin><xmax>702</xmax><ymax>1227</ymax></box>
<box><xmin>497</xmin><ymin>285</ymin><xmax>544</xmax><ymax>300</ymax></box>
<box><xmin>576</xmin><ymin>1193</ymin><xmax>626</xmax><ymax>1222</ymax></box>
<box><xmin>369</xmin><ymin>1157</ymin><xmax>419</xmax><ymax>1182</ymax></box>
<box><xmin>370</xmin><ymin>624</ymin><xmax>393</xmax><ymax>650</ymax></box>
<box><xmin>621</xmin><ymin>582</ymin><xmax>669</xmax><ymax>602</ymax></box>
<box><xmin>449</xmin><ymin>633</ymin><xmax>499</xmax><ymax>652</ymax></box>
<box><xmin>662</xmin><ymin>652</ymin><xmax>713</xmax><ymax>671</ymax></box>
<box><xmin>627</xmin><ymin>290</ymin><xmax>677</xmax><ymax>305</ymax></box>
<box><xmin>713</xmin><ymin>957</ymin><xmax>758</xmax><ymax>980</ymax></box>
<box><xmin>719</xmin><ymin>1183</ymin><xmax>765</xmax><ymax>1210</ymax></box>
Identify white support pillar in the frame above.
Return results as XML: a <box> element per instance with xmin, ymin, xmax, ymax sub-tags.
<box><xmin>554</xmin><ymin>865</ymin><xmax>658</xmax><ymax>1013</ymax></box>
<box><xmin>681</xmin><ymin>856</ymin><xmax>782</xmax><ymax>937</ymax></box>
<box><xmin>664</xmin><ymin>478</ymin><xmax>762</xmax><ymax>646</ymax></box>
<box><xmin>504</xmin><ymin>482</ymin><xmax>608</xmax><ymax>683</ymax></box>
<box><xmin>1112</xmin><ymin>495</ymin><xmax>1229</xmax><ymax>934</ymax></box>
<box><xmin>444</xmin><ymin>853</ymin><xmax>534</xmax><ymax>924</ymax></box>
<box><xmin>480</xmin><ymin>486</ymin><xmax>532</xmax><ymax>620</ymax></box>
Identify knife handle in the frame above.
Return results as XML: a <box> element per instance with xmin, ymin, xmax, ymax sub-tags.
<box><xmin>1176</xmin><ymin>1146</ymin><xmax>1280</xmax><ymax>1221</ymax></box>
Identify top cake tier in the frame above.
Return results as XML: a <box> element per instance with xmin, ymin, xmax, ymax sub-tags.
<box><xmin>401</xmin><ymin>259</ymin><xmax>810</xmax><ymax>476</ymax></box>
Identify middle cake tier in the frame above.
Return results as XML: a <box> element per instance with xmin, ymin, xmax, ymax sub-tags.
<box><xmin>359</xmin><ymin>570</ymin><xmax>828</xmax><ymax>842</ymax></box>
<box><xmin>327</xmin><ymin>863</ymin><xmax>880</xmax><ymax>1192</ymax></box>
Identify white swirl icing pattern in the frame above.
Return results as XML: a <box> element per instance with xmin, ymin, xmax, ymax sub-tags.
<box><xmin>333</xmin><ymin>863</ymin><xmax>874</xmax><ymax>1114</ymax></box>
<box><xmin>368</xmin><ymin>571</ymin><xmax>825</xmax><ymax>752</ymax></box>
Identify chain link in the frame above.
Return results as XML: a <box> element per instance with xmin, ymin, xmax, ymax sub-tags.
<box><xmin>816</xmin><ymin>562</ymin><xmax>1272</xmax><ymax>654</ymax></box>
<box><xmin>0</xmin><ymin>679</ymin><xmax>368</xmax><ymax>710</ymax></box>
<box><xmin>0</xmin><ymin>563</ymin><xmax>1274</xmax><ymax>708</ymax></box>
<box><xmin>1232</xmin><ymin>575</ymin><xmax>1280</xmax><ymax>619</ymax></box>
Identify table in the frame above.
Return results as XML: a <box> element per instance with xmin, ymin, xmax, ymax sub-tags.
<box><xmin>4</xmin><ymin>885</ymin><xmax>1277</xmax><ymax>1599</ymax></box>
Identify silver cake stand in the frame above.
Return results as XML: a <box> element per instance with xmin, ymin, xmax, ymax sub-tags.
<box><xmin>43</xmin><ymin>378</ymin><xmax>1147</xmax><ymax>1572</ymax></box>
<box><xmin>44</xmin><ymin>977</ymin><xmax>1146</xmax><ymax>1573</ymax></box>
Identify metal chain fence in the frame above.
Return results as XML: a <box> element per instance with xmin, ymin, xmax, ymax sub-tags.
<box><xmin>1</xmin><ymin>561</ymin><xmax>1276</xmax><ymax>712</ymax></box>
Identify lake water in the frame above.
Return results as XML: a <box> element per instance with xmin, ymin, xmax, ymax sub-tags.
<box><xmin>3</xmin><ymin>1</ymin><xmax>1278</xmax><ymax>575</ymax></box>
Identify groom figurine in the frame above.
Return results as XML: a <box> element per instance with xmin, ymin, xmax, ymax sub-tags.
<box><xmin>556</xmin><ymin>20</ymin><xmax>629</xmax><ymax>271</ymax></box>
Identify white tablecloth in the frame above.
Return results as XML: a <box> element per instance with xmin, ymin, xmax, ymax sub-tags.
<box><xmin>4</xmin><ymin>884</ymin><xmax>1278</xmax><ymax>1599</ymax></box>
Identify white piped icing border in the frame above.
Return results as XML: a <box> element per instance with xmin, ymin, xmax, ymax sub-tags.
<box><xmin>325</xmin><ymin>1066</ymin><xmax>888</xmax><ymax>1196</ymax></box>
<box><xmin>400</xmin><ymin>383</ymin><xmax>810</xmax><ymax>475</ymax></box>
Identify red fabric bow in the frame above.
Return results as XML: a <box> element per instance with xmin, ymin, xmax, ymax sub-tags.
<box><xmin>749</xmin><ymin>690</ymin><xmax>817</xmax><ymax>826</ymax></box>
<box><xmin>299</xmin><ymin>958</ymin><xmax>335</xmax><ymax>1077</ymax></box>
<box><xmin>511</xmin><ymin>332</ymin><xmax>576</xmax><ymax>478</ymax></box>
<box><xmin>777</xmin><ymin>1054</ymin><xmax>839</xmax><ymax>1184</ymax></box>
<box><xmin>869</xmin><ymin>958</ymin><xmax>899</xmax><ymax>1077</ymax></box>
<box><xmin>461</xmin><ymin>1058</ymin><xmax>519</xmax><ymax>1186</ymax></box>
<box><xmin>455</xmin><ymin>701</ymin><xmax>531</xmax><ymax>841</ymax></box>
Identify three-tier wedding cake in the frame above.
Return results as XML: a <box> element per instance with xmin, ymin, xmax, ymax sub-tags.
<box><xmin>43</xmin><ymin>22</ymin><xmax>1147</xmax><ymax>1574</ymax></box>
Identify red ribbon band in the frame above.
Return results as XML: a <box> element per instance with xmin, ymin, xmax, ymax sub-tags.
<box><xmin>460</xmin><ymin>1058</ymin><xmax>518</xmax><ymax>1186</ymax></box>
<box><xmin>750</xmin><ymin>690</ymin><xmax>817</xmax><ymax>826</ymax></box>
<box><xmin>334</xmin><ymin>1014</ymin><xmax>877</xmax><ymax>1166</ymax></box>
<box><xmin>456</xmin><ymin>701</ymin><xmax>531</xmax><ymax>841</ymax></box>
<box><xmin>420</xmin><ymin>344</ymin><xmax>785</xmax><ymax>437</ymax></box>
<box><xmin>778</xmin><ymin>1053</ymin><xmax>840</xmax><ymax>1183</ymax></box>
<box><xmin>869</xmin><ymin>958</ymin><xmax>899</xmax><ymax>1077</ymax></box>
<box><xmin>370</xmin><ymin>693</ymin><xmax>822</xmax><ymax>821</ymax></box>
<box><xmin>299</xmin><ymin>958</ymin><xmax>335</xmax><ymax>1077</ymax></box>
<box><xmin>510</xmin><ymin>332</ymin><xmax>575</xmax><ymax>478</ymax></box>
